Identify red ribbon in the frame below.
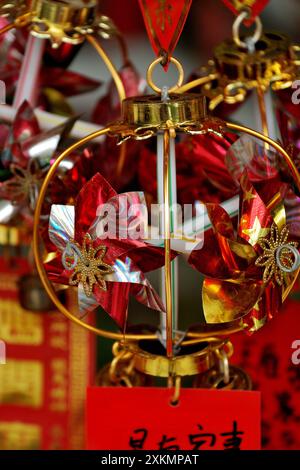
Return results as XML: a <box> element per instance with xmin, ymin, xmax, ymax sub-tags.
<box><xmin>138</xmin><ymin>0</ymin><xmax>192</xmax><ymax>69</ymax></box>
<box><xmin>221</xmin><ymin>0</ymin><xmax>269</xmax><ymax>25</ymax></box>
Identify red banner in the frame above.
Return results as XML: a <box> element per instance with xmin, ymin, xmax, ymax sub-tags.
<box><xmin>222</xmin><ymin>1</ymin><xmax>269</xmax><ymax>25</ymax></box>
<box><xmin>0</xmin><ymin>256</ymin><xmax>95</xmax><ymax>449</ymax></box>
<box><xmin>87</xmin><ymin>386</ymin><xmax>261</xmax><ymax>450</ymax></box>
<box><xmin>138</xmin><ymin>0</ymin><xmax>192</xmax><ymax>68</ymax></box>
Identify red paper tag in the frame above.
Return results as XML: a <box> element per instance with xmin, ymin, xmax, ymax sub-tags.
<box><xmin>222</xmin><ymin>1</ymin><xmax>269</xmax><ymax>25</ymax></box>
<box><xmin>86</xmin><ymin>386</ymin><xmax>261</xmax><ymax>450</ymax></box>
<box><xmin>138</xmin><ymin>0</ymin><xmax>192</xmax><ymax>68</ymax></box>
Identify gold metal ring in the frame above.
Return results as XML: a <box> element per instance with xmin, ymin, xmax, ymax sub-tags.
<box><xmin>146</xmin><ymin>56</ymin><xmax>184</xmax><ymax>94</ymax></box>
<box><xmin>232</xmin><ymin>10</ymin><xmax>262</xmax><ymax>49</ymax></box>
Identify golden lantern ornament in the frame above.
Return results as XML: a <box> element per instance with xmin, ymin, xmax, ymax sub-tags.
<box><xmin>32</xmin><ymin>41</ymin><xmax>300</xmax><ymax>396</ymax></box>
<box><xmin>32</xmin><ymin>0</ymin><xmax>300</xmax><ymax>397</ymax></box>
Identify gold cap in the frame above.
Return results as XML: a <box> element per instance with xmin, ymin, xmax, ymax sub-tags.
<box><xmin>29</xmin><ymin>0</ymin><xmax>98</xmax><ymax>45</ymax></box>
<box><xmin>121</xmin><ymin>93</ymin><xmax>207</xmax><ymax>129</ymax></box>
<box><xmin>213</xmin><ymin>31</ymin><xmax>297</xmax><ymax>90</ymax></box>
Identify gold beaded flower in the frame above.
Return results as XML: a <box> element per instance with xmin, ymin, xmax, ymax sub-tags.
<box><xmin>255</xmin><ymin>223</ymin><xmax>298</xmax><ymax>286</ymax></box>
<box><xmin>1</xmin><ymin>160</ymin><xmax>48</xmax><ymax>209</ymax></box>
<box><xmin>69</xmin><ymin>233</ymin><xmax>114</xmax><ymax>297</ymax></box>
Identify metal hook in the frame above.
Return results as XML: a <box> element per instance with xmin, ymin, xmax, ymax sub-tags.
<box><xmin>276</xmin><ymin>244</ymin><xmax>300</xmax><ymax>273</ymax></box>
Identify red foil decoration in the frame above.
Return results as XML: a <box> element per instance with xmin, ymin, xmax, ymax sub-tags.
<box><xmin>221</xmin><ymin>0</ymin><xmax>270</xmax><ymax>25</ymax></box>
<box><xmin>138</xmin><ymin>132</ymin><xmax>238</xmax><ymax>206</ymax></box>
<box><xmin>46</xmin><ymin>173</ymin><xmax>167</xmax><ymax>329</ymax></box>
<box><xmin>138</xmin><ymin>0</ymin><xmax>192</xmax><ymax>67</ymax></box>
<box><xmin>0</xmin><ymin>101</ymin><xmax>75</xmax><ymax>225</ymax></box>
<box><xmin>93</xmin><ymin>62</ymin><xmax>146</xmax><ymax>125</ymax></box>
<box><xmin>52</xmin><ymin>137</ymin><xmax>140</xmax><ymax>204</ymax></box>
<box><xmin>188</xmin><ymin>172</ymin><xmax>299</xmax><ymax>332</ymax></box>
<box><xmin>0</xmin><ymin>26</ymin><xmax>100</xmax><ymax>109</ymax></box>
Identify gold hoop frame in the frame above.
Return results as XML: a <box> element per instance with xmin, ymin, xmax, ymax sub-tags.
<box><xmin>33</xmin><ymin>117</ymin><xmax>300</xmax><ymax>342</ymax></box>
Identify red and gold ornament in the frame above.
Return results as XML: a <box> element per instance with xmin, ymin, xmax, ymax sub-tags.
<box><xmin>221</xmin><ymin>0</ymin><xmax>270</xmax><ymax>25</ymax></box>
<box><xmin>138</xmin><ymin>0</ymin><xmax>192</xmax><ymax>68</ymax></box>
<box><xmin>45</xmin><ymin>173</ymin><xmax>168</xmax><ymax>329</ymax></box>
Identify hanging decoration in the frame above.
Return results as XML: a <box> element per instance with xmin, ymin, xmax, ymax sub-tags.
<box><xmin>183</xmin><ymin>3</ymin><xmax>300</xmax><ymax>162</ymax></box>
<box><xmin>0</xmin><ymin>0</ymin><xmax>128</xmax><ymax>130</ymax></box>
<box><xmin>0</xmin><ymin>26</ymin><xmax>101</xmax><ymax>112</ymax></box>
<box><xmin>188</xmin><ymin>173</ymin><xmax>300</xmax><ymax>332</ymax></box>
<box><xmin>138</xmin><ymin>0</ymin><xmax>192</xmax><ymax>68</ymax></box>
<box><xmin>32</xmin><ymin>56</ymin><xmax>300</xmax><ymax>395</ymax></box>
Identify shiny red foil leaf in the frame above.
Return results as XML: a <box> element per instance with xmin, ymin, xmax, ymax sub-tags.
<box><xmin>93</xmin><ymin>62</ymin><xmax>146</xmax><ymax>125</ymax></box>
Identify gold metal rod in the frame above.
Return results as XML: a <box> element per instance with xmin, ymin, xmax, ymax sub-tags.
<box><xmin>175</xmin><ymin>73</ymin><xmax>218</xmax><ymax>94</ymax></box>
<box><xmin>266</xmin><ymin>192</ymin><xmax>282</xmax><ymax>211</ymax></box>
<box><xmin>170</xmin><ymin>376</ymin><xmax>181</xmax><ymax>404</ymax></box>
<box><xmin>163</xmin><ymin>129</ymin><xmax>173</xmax><ymax>358</ymax></box>
<box><xmin>116</xmin><ymin>141</ymin><xmax>127</xmax><ymax>177</ymax></box>
<box><xmin>86</xmin><ymin>34</ymin><xmax>126</xmax><ymax>103</ymax></box>
<box><xmin>186</xmin><ymin>325</ymin><xmax>244</xmax><ymax>340</ymax></box>
<box><xmin>226</xmin><ymin>122</ymin><xmax>300</xmax><ymax>193</ymax></box>
<box><xmin>256</xmin><ymin>85</ymin><xmax>270</xmax><ymax>150</ymax></box>
<box><xmin>0</xmin><ymin>11</ymin><xmax>34</xmax><ymax>37</ymax></box>
<box><xmin>116</xmin><ymin>32</ymin><xmax>129</xmax><ymax>66</ymax></box>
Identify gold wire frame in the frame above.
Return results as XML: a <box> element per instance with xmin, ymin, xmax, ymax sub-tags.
<box><xmin>32</xmin><ymin>117</ymin><xmax>300</xmax><ymax>344</ymax></box>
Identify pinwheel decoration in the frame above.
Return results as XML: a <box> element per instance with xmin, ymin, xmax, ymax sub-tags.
<box><xmin>52</xmin><ymin>132</ymin><xmax>141</xmax><ymax>205</ymax></box>
<box><xmin>46</xmin><ymin>173</ymin><xmax>166</xmax><ymax>328</ymax></box>
<box><xmin>0</xmin><ymin>100</ymin><xmax>75</xmax><ymax>224</ymax></box>
<box><xmin>188</xmin><ymin>171</ymin><xmax>300</xmax><ymax>333</ymax></box>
